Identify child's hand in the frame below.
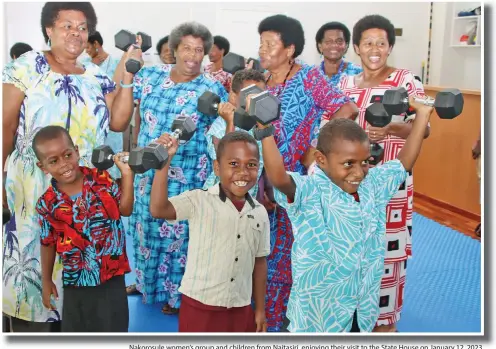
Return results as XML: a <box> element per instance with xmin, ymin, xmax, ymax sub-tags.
<box><xmin>114</xmin><ymin>152</ymin><xmax>133</xmax><ymax>175</ymax></box>
<box><xmin>254</xmin><ymin>309</ymin><xmax>267</xmax><ymax>332</ymax></box>
<box><xmin>218</xmin><ymin>102</ymin><xmax>236</xmax><ymax>124</ymax></box>
<box><xmin>156</xmin><ymin>133</ymin><xmax>179</xmax><ymax>158</ymax></box>
<box><xmin>42</xmin><ymin>280</ymin><xmax>58</xmax><ymax>310</ymax></box>
<box><xmin>408</xmin><ymin>95</ymin><xmax>435</xmax><ymax>117</ymax></box>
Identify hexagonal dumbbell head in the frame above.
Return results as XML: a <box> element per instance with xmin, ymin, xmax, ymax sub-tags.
<box><xmin>171</xmin><ymin>116</ymin><xmax>197</xmax><ymax>142</ymax></box>
<box><xmin>137</xmin><ymin>31</ymin><xmax>152</xmax><ymax>52</ymax></box>
<box><xmin>197</xmin><ymin>92</ymin><xmax>220</xmax><ymax>116</ymax></box>
<box><xmin>434</xmin><ymin>88</ymin><xmax>464</xmax><ymax>119</ymax></box>
<box><xmin>91</xmin><ymin>145</ymin><xmax>114</xmax><ymax>170</ymax></box>
<box><xmin>142</xmin><ymin>143</ymin><xmax>170</xmax><ymax>171</ymax></box>
<box><xmin>382</xmin><ymin>87</ymin><xmax>409</xmax><ymax>116</ymax></box>
<box><xmin>233</xmin><ymin>108</ymin><xmax>257</xmax><ymax>131</ymax></box>
<box><xmin>128</xmin><ymin>146</ymin><xmax>148</xmax><ymax>174</ymax></box>
<box><xmin>115</xmin><ymin>30</ymin><xmax>152</xmax><ymax>52</ymax></box>
<box><xmin>223</xmin><ymin>52</ymin><xmax>245</xmax><ymax>74</ymax></box>
<box><xmin>365</xmin><ymin>102</ymin><xmax>392</xmax><ymax>128</ymax></box>
<box><xmin>248</xmin><ymin>91</ymin><xmax>281</xmax><ymax>125</ymax></box>
<box><xmin>239</xmin><ymin>84</ymin><xmax>263</xmax><ymax>110</ymax></box>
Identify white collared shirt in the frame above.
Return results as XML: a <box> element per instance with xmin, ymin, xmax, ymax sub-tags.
<box><xmin>168</xmin><ymin>184</ymin><xmax>270</xmax><ymax>308</ymax></box>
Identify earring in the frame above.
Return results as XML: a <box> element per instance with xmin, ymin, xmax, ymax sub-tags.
<box><xmin>96</xmin><ymin>48</ymin><xmax>99</xmax><ymax>53</ymax></box>
<box><xmin>47</xmin><ymin>38</ymin><xmax>51</xmax><ymax>47</ymax></box>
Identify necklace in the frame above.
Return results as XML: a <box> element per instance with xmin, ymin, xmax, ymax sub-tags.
<box><xmin>266</xmin><ymin>61</ymin><xmax>295</xmax><ymax>97</ymax></box>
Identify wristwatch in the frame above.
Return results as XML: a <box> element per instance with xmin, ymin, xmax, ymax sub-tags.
<box><xmin>253</xmin><ymin>124</ymin><xmax>275</xmax><ymax>140</ymax></box>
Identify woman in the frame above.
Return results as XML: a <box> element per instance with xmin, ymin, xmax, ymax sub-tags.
<box><xmin>256</xmin><ymin>14</ymin><xmax>358</xmax><ymax>332</ymax></box>
<box><xmin>156</xmin><ymin>35</ymin><xmax>176</xmax><ymax>64</ymax></box>
<box><xmin>113</xmin><ymin>22</ymin><xmax>228</xmax><ymax>315</ymax></box>
<box><xmin>338</xmin><ymin>14</ymin><xmax>430</xmax><ymax>332</ymax></box>
<box><xmin>2</xmin><ymin>2</ymin><xmax>130</xmax><ymax>331</ymax></box>
<box><xmin>205</xmin><ymin>35</ymin><xmax>232</xmax><ymax>92</ymax></box>
<box><xmin>83</xmin><ymin>31</ymin><xmax>123</xmax><ymax>181</ymax></box>
<box><xmin>315</xmin><ymin>21</ymin><xmax>363</xmax><ymax>85</ymax></box>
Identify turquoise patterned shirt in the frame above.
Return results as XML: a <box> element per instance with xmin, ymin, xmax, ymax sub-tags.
<box><xmin>273</xmin><ymin>159</ymin><xmax>407</xmax><ymax>332</ymax></box>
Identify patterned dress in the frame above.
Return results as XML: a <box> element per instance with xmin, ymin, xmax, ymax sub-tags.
<box><xmin>265</xmin><ymin>64</ymin><xmax>350</xmax><ymax>332</ymax></box>
<box><xmin>204</xmin><ymin>62</ymin><xmax>232</xmax><ymax>93</ymax></box>
<box><xmin>130</xmin><ymin>64</ymin><xmax>228</xmax><ymax>307</ymax></box>
<box><xmin>80</xmin><ymin>54</ymin><xmax>122</xmax><ymax>179</ymax></box>
<box><xmin>319</xmin><ymin>59</ymin><xmax>363</xmax><ymax>86</ymax></box>
<box><xmin>338</xmin><ymin>68</ymin><xmax>426</xmax><ymax>326</ymax></box>
<box><xmin>2</xmin><ymin>51</ymin><xmax>115</xmax><ymax>322</ymax></box>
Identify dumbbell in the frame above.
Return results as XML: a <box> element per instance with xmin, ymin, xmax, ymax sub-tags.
<box><xmin>115</xmin><ymin>29</ymin><xmax>152</xmax><ymax>74</ymax></box>
<box><xmin>239</xmin><ymin>84</ymin><xmax>263</xmax><ymax>110</ymax></box>
<box><xmin>3</xmin><ymin>208</ymin><xmax>11</xmax><ymax>225</ymax></box>
<box><xmin>91</xmin><ymin>145</ymin><xmax>148</xmax><ymax>173</ymax></box>
<box><xmin>382</xmin><ymin>87</ymin><xmax>464</xmax><ymax>119</ymax></box>
<box><xmin>365</xmin><ymin>103</ymin><xmax>392</xmax><ymax>165</ymax></box>
<box><xmin>222</xmin><ymin>52</ymin><xmax>263</xmax><ymax>74</ymax></box>
<box><xmin>246</xmin><ymin>91</ymin><xmax>281</xmax><ymax>127</ymax></box>
<box><xmin>132</xmin><ymin>116</ymin><xmax>197</xmax><ymax>171</ymax></box>
<box><xmin>197</xmin><ymin>91</ymin><xmax>254</xmax><ymax>130</ymax></box>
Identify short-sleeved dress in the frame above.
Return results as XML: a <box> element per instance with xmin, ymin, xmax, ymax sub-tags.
<box><xmin>129</xmin><ymin>64</ymin><xmax>228</xmax><ymax>307</ymax></box>
<box><xmin>81</xmin><ymin>54</ymin><xmax>122</xmax><ymax>179</ymax></box>
<box><xmin>338</xmin><ymin>68</ymin><xmax>426</xmax><ymax>326</ymax></box>
<box><xmin>2</xmin><ymin>50</ymin><xmax>115</xmax><ymax>322</ymax></box>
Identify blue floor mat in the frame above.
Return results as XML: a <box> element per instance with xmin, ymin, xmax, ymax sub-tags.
<box><xmin>123</xmin><ymin>213</ymin><xmax>481</xmax><ymax>333</ymax></box>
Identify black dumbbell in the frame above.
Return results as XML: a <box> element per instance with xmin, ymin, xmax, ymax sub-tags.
<box><xmin>115</xmin><ymin>30</ymin><xmax>152</xmax><ymax>74</ymax></box>
<box><xmin>382</xmin><ymin>87</ymin><xmax>464</xmax><ymax>119</ymax></box>
<box><xmin>91</xmin><ymin>145</ymin><xmax>147</xmax><ymax>173</ymax></box>
<box><xmin>246</xmin><ymin>91</ymin><xmax>281</xmax><ymax>126</ymax></box>
<box><xmin>3</xmin><ymin>208</ymin><xmax>11</xmax><ymax>225</ymax></box>
<box><xmin>223</xmin><ymin>52</ymin><xmax>262</xmax><ymax>74</ymax></box>
<box><xmin>134</xmin><ymin>116</ymin><xmax>197</xmax><ymax>171</ymax></box>
<box><xmin>239</xmin><ymin>84</ymin><xmax>263</xmax><ymax>110</ymax></box>
<box><xmin>365</xmin><ymin>103</ymin><xmax>392</xmax><ymax>165</ymax></box>
<box><xmin>247</xmin><ymin>57</ymin><xmax>264</xmax><ymax>73</ymax></box>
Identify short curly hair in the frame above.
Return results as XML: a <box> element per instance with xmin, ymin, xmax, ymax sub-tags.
<box><xmin>231</xmin><ymin>69</ymin><xmax>266</xmax><ymax>94</ymax></box>
<box><xmin>315</xmin><ymin>22</ymin><xmax>351</xmax><ymax>54</ymax></box>
<box><xmin>156</xmin><ymin>35</ymin><xmax>169</xmax><ymax>55</ymax></box>
<box><xmin>258</xmin><ymin>15</ymin><xmax>305</xmax><ymax>59</ymax></box>
<box><xmin>168</xmin><ymin>21</ymin><xmax>213</xmax><ymax>55</ymax></box>
<box><xmin>10</xmin><ymin>42</ymin><xmax>33</xmax><ymax>59</ymax></box>
<box><xmin>216</xmin><ymin>131</ymin><xmax>260</xmax><ymax>161</ymax></box>
<box><xmin>40</xmin><ymin>2</ymin><xmax>97</xmax><ymax>44</ymax></box>
<box><xmin>317</xmin><ymin>118</ymin><xmax>368</xmax><ymax>156</ymax></box>
<box><xmin>213</xmin><ymin>36</ymin><xmax>230</xmax><ymax>56</ymax></box>
<box><xmin>352</xmin><ymin>15</ymin><xmax>396</xmax><ymax>47</ymax></box>
<box><xmin>87</xmin><ymin>31</ymin><xmax>103</xmax><ymax>46</ymax></box>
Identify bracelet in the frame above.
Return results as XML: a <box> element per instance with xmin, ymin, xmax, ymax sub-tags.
<box><xmin>120</xmin><ymin>80</ymin><xmax>134</xmax><ymax>88</ymax></box>
<box><xmin>253</xmin><ymin>124</ymin><xmax>275</xmax><ymax>141</ymax></box>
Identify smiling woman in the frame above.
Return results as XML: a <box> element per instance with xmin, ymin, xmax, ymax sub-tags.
<box><xmin>1</xmin><ymin>2</ymin><xmax>132</xmax><ymax>332</ymax></box>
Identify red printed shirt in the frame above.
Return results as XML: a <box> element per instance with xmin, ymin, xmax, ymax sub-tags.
<box><xmin>204</xmin><ymin>63</ymin><xmax>232</xmax><ymax>92</ymax></box>
<box><xmin>36</xmin><ymin>167</ymin><xmax>130</xmax><ymax>287</ymax></box>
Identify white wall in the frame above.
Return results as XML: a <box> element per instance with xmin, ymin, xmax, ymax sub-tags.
<box><xmin>3</xmin><ymin>1</ymin><xmax>482</xmax><ymax>90</ymax></box>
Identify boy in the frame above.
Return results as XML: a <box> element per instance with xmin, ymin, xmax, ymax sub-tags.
<box><xmin>149</xmin><ymin>131</ymin><xmax>270</xmax><ymax>332</ymax></box>
<box><xmin>33</xmin><ymin>125</ymin><xmax>134</xmax><ymax>332</ymax></box>
<box><xmin>204</xmin><ymin>68</ymin><xmax>267</xmax><ymax>200</ymax></box>
<box><xmin>256</xmin><ymin>97</ymin><xmax>433</xmax><ymax>332</ymax></box>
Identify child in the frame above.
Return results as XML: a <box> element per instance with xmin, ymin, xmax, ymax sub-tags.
<box><xmin>256</xmin><ymin>97</ymin><xmax>434</xmax><ymax>332</ymax></box>
<box><xmin>149</xmin><ymin>131</ymin><xmax>270</xmax><ymax>332</ymax></box>
<box><xmin>33</xmin><ymin>125</ymin><xmax>134</xmax><ymax>332</ymax></box>
<box><xmin>204</xmin><ymin>69</ymin><xmax>267</xmax><ymax>199</ymax></box>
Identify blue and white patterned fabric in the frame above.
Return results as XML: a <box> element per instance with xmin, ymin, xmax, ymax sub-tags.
<box><xmin>273</xmin><ymin>159</ymin><xmax>407</xmax><ymax>332</ymax></box>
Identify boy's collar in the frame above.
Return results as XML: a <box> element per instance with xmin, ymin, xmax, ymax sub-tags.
<box><xmin>208</xmin><ymin>183</ymin><xmax>256</xmax><ymax>209</ymax></box>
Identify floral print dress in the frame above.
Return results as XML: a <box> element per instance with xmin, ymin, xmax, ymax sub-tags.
<box><xmin>2</xmin><ymin>51</ymin><xmax>115</xmax><ymax>322</ymax></box>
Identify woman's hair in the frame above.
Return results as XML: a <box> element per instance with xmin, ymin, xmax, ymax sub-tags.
<box><xmin>352</xmin><ymin>15</ymin><xmax>396</xmax><ymax>47</ymax></box>
<box><xmin>168</xmin><ymin>22</ymin><xmax>213</xmax><ymax>54</ymax></box>
<box><xmin>213</xmin><ymin>35</ymin><xmax>230</xmax><ymax>56</ymax></box>
<box><xmin>87</xmin><ymin>31</ymin><xmax>103</xmax><ymax>46</ymax></box>
<box><xmin>258</xmin><ymin>14</ymin><xmax>305</xmax><ymax>59</ymax></box>
<box><xmin>315</xmin><ymin>22</ymin><xmax>351</xmax><ymax>54</ymax></box>
<box><xmin>156</xmin><ymin>35</ymin><xmax>169</xmax><ymax>55</ymax></box>
<box><xmin>10</xmin><ymin>42</ymin><xmax>33</xmax><ymax>59</ymax></box>
<box><xmin>40</xmin><ymin>2</ymin><xmax>97</xmax><ymax>44</ymax></box>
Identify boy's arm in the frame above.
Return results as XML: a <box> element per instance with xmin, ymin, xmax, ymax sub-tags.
<box><xmin>258</xmin><ymin>127</ymin><xmax>296</xmax><ymax>201</ymax></box>
<box><xmin>41</xmin><ymin>244</ymin><xmax>56</xmax><ymax>285</ymax></box>
<box><xmin>253</xmin><ymin>257</ymin><xmax>267</xmax><ymax>330</ymax></box>
<box><xmin>113</xmin><ymin>153</ymin><xmax>135</xmax><ymax>216</ymax></box>
<box><xmin>396</xmin><ymin>97</ymin><xmax>434</xmax><ymax>171</ymax></box>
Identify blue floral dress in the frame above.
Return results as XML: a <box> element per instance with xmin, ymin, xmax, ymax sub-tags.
<box><xmin>2</xmin><ymin>51</ymin><xmax>115</xmax><ymax>322</ymax></box>
<box><xmin>130</xmin><ymin>64</ymin><xmax>228</xmax><ymax>307</ymax></box>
